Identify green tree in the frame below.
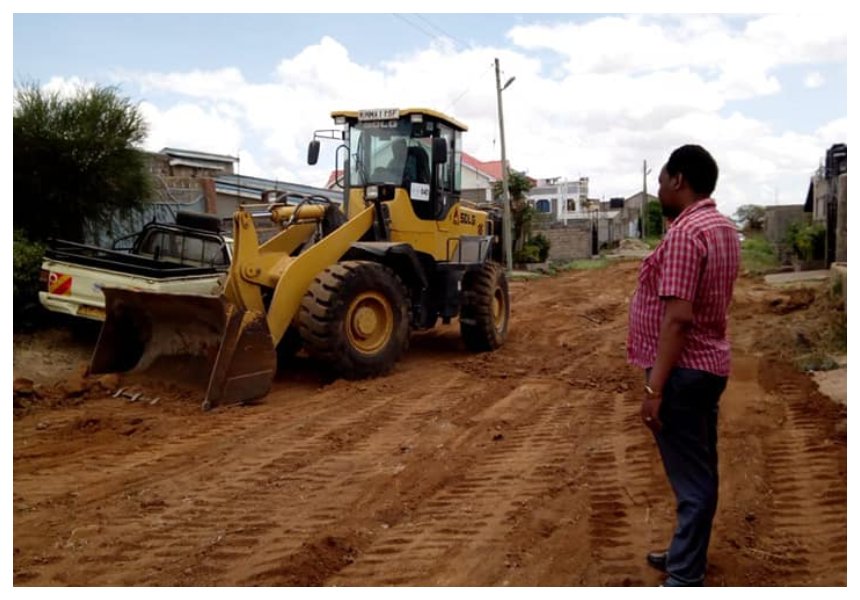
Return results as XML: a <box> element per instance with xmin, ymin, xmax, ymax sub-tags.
<box><xmin>735</xmin><ymin>204</ymin><xmax>766</xmax><ymax>232</ymax></box>
<box><xmin>14</xmin><ymin>82</ymin><xmax>153</xmax><ymax>243</ymax></box>
<box><xmin>492</xmin><ymin>170</ymin><xmax>536</xmax><ymax>252</ymax></box>
<box><xmin>13</xmin><ymin>229</ymin><xmax>46</xmax><ymax>324</ymax></box>
<box><xmin>784</xmin><ymin>221</ymin><xmax>825</xmax><ymax>262</ymax></box>
<box><xmin>646</xmin><ymin>200</ymin><xmax>664</xmax><ymax>238</ymax></box>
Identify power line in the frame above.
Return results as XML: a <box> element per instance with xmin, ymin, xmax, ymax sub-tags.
<box><xmin>392</xmin><ymin>13</ymin><xmax>439</xmax><ymax>44</ymax></box>
<box><xmin>412</xmin><ymin>14</ymin><xmax>470</xmax><ymax>52</ymax></box>
<box><xmin>443</xmin><ymin>62</ymin><xmax>495</xmax><ymax>114</ymax></box>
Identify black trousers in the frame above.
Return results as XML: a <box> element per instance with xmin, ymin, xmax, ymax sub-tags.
<box><xmin>647</xmin><ymin>367</ymin><xmax>728</xmax><ymax>586</ymax></box>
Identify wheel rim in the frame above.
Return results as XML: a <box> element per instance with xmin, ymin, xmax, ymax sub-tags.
<box><xmin>492</xmin><ymin>286</ymin><xmax>506</xmax><ymax>331</ymax></box>
<box><xmin>345</xmin><ymin>291</ymin><xmax>394</xmax><ymax>354</ymax></box>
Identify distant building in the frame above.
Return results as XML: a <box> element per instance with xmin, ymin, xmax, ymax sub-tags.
<box><xmin>764</xmin><ymin>205</ymin><xmax>807</xmax><ymax>262</ymax></box>
<box><xmin>804</xmin><ymin>143</ymin><xmax>847</xmax><ymax>265</ymax></box>
<box><xmin>525</xmin><ymin>176</ymin><xmax>590</xmax><ymax>219</ymax></box>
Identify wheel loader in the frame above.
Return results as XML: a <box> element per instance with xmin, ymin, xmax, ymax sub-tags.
<box><xmin>90</xmin><ymin>108</ymin><xmax>510</xmax><ymax>409</ymax></box>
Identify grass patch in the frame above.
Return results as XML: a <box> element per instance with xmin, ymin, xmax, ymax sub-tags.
<box><xmin>741</xmin><ymin>233</ymin><xmax>781</xmax><ymax>275</ymax></box>
<box><xmin>553</xmin><ymin>258</ymin><xmax>609</xmax><ymax>272</ymax></box>
<box><xmin>643</xmin><ymin>236</ymin><xmax>662</xmax><ymax>249</ymax></box>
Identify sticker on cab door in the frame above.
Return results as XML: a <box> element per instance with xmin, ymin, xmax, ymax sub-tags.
<box><xmin>411</xmin><ymin>183</ymin><xmax>430</xmax><ymax>201</ymax></box>
<box><xmin>48</xmin><ymin>272</ymin><xmax>72</xmax><ymax>296</ymax></box>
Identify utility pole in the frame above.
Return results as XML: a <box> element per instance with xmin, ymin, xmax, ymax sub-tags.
<box><xmin>495</xmin><ymin>58</ymin><xmax>514</xmax><ymax>273</ymax></box>
<box><xmin>641</xmin><ymin>160</ymin><xmax>649</xmax><ymax>239</ymax></box>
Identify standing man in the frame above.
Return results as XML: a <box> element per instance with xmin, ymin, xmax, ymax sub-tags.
<box><xmin>627</xmin><ymin>145</ymin><xmax>740</xmax><ymax>586</ymax></box>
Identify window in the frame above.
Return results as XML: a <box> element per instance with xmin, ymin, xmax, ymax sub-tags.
<box><xmin>566</xmin><ymin>198</ymin><xmax>577</xmax><ymax>212</ymax></box>
<box><xmin>536</xmin><ymin>199</ymin><xmax>551</xmax><ymax>213</ymax></box>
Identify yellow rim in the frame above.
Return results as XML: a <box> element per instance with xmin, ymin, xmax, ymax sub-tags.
<box><xmin>345</xmin><ymin>291</ymin><xmax>394</xmax><ymax>354</ymax></box>
<box><xmin>492</xmin><ymin>286</ymin><xmax>506</xmax><ymax>331</ymax></box>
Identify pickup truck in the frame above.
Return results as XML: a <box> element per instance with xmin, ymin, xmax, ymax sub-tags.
<box><xmin>38</xmin><ymin>212</ymin><xmax>233</xmax><ymax>321</ymax></box>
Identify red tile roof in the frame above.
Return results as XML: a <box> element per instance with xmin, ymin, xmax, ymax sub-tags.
<box><xmin>462</xmin><ymin>152</ymin><xmax>503</xmax><ymax>180</ymax></box>
<box><xmin>325</xmin><ymin>169</ymin><xmax>343</xmax><ymax>189</ymax></box>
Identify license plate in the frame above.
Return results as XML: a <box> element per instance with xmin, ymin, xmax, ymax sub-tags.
<box><xmin>77</xmin><ymin>305</ymin><xmax>106</xmax><ymax>320</ymax></box>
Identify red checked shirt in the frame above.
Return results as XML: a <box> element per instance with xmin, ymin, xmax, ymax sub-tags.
<box><xmin>627</xmin><ymin>199</ymin><xmax>740</xmax><ymax>376</ymax></box>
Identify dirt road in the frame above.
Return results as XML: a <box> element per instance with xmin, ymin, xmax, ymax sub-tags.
<box><xmin>12</xmin><ymin>261</ymin><xmax>846</xmax><ymax>586</ymax></box>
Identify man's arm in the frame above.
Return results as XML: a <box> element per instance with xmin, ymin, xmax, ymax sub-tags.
<box><xmin>641</xmin><ymin>297</ymin><xmax>694</xmax><ymax>432</ymax></box>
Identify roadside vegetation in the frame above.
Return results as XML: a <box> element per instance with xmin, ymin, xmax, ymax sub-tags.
<box><xmin>13</xmin><ymin>82</ymin><xmax>152</xmax><ymax>329</ymax></box>
<box><xmin>740</xmin><ymin>232</ymin><xmax>780</xmax><ymax>275</ymax></box>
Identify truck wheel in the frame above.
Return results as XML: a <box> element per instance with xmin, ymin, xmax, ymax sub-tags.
<box><xmin>298</xmin><ymin>261</ymin><xmax>409</xmax><ymax>378</ymax></box>
<box><xmin>460</xmin><ymin>263</ymin><xmax>509</xmax><ymax>351</ymax></box>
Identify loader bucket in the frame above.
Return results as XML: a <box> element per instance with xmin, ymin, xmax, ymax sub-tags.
<box><xmin>90</xmin><ymin>288</ymin><xmax>277</xmax><ymax>410</ymax></box>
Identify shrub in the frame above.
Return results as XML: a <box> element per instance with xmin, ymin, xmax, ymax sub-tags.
<box><xmin>784</xmin><ymin>221</ymin><xmax>825</xmax><ymax>262</ymax></box>
<box><xmin>514</xmin><ymin>243</ymin><xmax>541</xmax><ymax>264</ymax></box>
<box><xmin>13</xmin><ymin>229</ymin><xmax>46</xmax><ymax>326</ymax></box>
<box><xmin>529</xmin><ymin>233</ymin><xmax>551</xmax><ymax>262</ymax></box>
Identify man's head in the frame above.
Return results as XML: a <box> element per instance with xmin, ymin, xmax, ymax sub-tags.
<box><xmin>658</xmin><ymin>145</ymin><xmax>719</xmax><ymax>219</ymax></box>
<box><xmin>391</xmin><ymin>138</ymin><xmax>407</xmax><ymax>161</ymax></box>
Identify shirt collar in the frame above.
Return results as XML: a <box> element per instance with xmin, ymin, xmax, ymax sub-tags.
<box><xmin>670</xmin><ymin>198</ymin><xmax>716</xmax><ymax>228</ymax></box>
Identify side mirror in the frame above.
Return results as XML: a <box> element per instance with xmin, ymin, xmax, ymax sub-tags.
<box><xmin>433</xmin><ymin>138</ymin><xmax>448</xmax><ymax>165</ymax></box>
<box><xmin>307</xmin><ymin>140</ymin><xmax>321</xmax><ymax>165</ymax></box>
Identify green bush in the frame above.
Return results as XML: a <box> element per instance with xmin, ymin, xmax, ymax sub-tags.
<box><xmin>784</xmin><ymin>221</ymin><xmax>825</xmax><ymax>262</ymax></box>
<box><xmin>13</xmin><ymin>229</ymin><xmax>46</xmax><ymax>325</ymax></box>
<box><xmin>741</xmin><ymin>233</ymin><xmax>780</xmax><ymax>274</ymax></box>
<box><xmin>514</xmin><ymin>243</ymin><xmax>541</xmax><ymax>264</ymax></box>
<box><xmin>529</xmin><ymin>233</ymin><xmax>551</xmax><ymax>262</ymax></box>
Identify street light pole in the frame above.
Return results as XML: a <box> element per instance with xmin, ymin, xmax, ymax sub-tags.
<box><xmin>495</xmin><ymin>57</ymin><xmax>514</xmax><ymax>273</ymax></box>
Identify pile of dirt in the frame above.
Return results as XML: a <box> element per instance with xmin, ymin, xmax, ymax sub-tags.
<box><xmin>617</xmin><ymin>238</ymin><xmax>650</xmax><ymax>251</ymax></box>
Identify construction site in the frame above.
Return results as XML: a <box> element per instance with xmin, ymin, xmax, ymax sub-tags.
<box><xmin>12</xmin><ymin>99</ymin><xmax>848</xmax><ymax>588</ymax></box>
<box><xmin>13</xmin><ymin>257</ymin><xmax>847</xmax><ymax>586</ymax></box>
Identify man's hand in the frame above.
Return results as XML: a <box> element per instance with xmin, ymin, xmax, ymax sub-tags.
<box><xmin>641</xmin><ymin>390</ymin><xmax>663</xmax><ymax>433</ymax></box>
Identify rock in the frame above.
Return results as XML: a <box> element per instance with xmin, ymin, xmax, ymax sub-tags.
<box><xmin>59</xmin><ymin>376</ymin><xmax>89</xmax><ymax>398</ymax></box>
<box><xmin>95</xmin><ymin>374</ymin><xmax>121</xmax><ymax>393</ymax></box>
<box><xmin>13</xmin><ymin>378</ymin><xmax>35</xmax><ymax>396</ymax></box>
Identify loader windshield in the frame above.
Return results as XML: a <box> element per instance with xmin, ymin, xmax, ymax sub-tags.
<box><xmin>349</xmin><ymin>119</ymin><xmax>432</xmax><ymax>189</ymax></box>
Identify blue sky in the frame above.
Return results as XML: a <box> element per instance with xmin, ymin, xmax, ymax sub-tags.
<box><xmin>10</xmin><ymin>9</ymin><xmax>850</xmax><ymax>216</ymax></box>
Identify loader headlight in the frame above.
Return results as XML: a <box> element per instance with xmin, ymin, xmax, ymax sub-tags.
<box><xmin>365</xmin><ymin>185</ymin><xmax>379</xmax><ymax>200</ymax></box>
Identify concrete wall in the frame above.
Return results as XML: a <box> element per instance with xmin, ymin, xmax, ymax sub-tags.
<box><xmin>461</xmin><ymin>166</ymin><xmax>493</xmax><ymax>203</ymax></box>
<box><xmin>532</xmin><ymin>221</ymin><xmax>593</xmax><ymax>262</ymax></box>
<box><xmin>764</xmin><ymin>205</ymin><xmax>806</xmax><ymax>244</ymax></box>
<box><xmin>836</xmin><ymin>174</ymin><xmax>847</xmax><ymax>263</ymax></box>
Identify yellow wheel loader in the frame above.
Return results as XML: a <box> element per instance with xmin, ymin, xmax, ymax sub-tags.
<box><xmin>90</xmin><ymin>108</ymin><xmax>510</xmax><ymax>409</ymax></box>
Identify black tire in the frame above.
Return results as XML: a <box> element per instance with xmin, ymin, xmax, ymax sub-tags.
<box><xmin>460</xmin><ymin>262</ymin><xmax>510</xmax><ymax>351</ymax></box>
<box><xmin>276</xmin><ymin>325</ymin><xmax>303</xmax><ymax>368</ymax></box>
<box><xmin>298</xmin><ymin>261</ymin><xmax>410</xmax><ymax>379</ymax></box>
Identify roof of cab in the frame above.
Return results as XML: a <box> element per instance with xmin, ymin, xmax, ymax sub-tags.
<box><xmin>330</xmin><ymin>108</ymin><xmax>468</xmax><ymax>132</ymax></box>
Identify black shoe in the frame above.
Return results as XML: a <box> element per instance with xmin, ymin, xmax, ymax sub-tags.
<box><xmin>646</xmin><ymin>551</ymin><xmax>668</xmax><ymax>572</ymax></box>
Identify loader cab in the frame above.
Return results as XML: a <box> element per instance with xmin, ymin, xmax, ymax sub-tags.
<box><xmin>334</xmin><ymin>108</ymin><xmax>465</xmax><ymax>222</ymax></box>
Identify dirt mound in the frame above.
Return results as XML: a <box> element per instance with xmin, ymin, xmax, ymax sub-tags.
<box><xmin>617</xmin><ymin>238</ymin><xmax>650</xmax><ymax>251</ymax></box>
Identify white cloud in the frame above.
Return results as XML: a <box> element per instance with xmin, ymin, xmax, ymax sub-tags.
<box><xmin>804</xmin><ymin>72</ymin><xmax>825</xmax><ymax>89</ymax></box>
<box><xmin>138</xmin><ymin>101</ymin><xmax>244</xmax><ymax>159</ymax></box>
<box><xmin>41</xmin><ymin>76</ymin><xmax>96</xmax><ymax>98</ymax></box>
<box><xmin>102</xmin><ymin>14</ymin><xmax>843</xmax><ymax>216</ymax></box>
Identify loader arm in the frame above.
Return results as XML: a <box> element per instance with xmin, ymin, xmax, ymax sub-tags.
<box><xmin>226</xmin><ymin>205</ymin><xmax>376</xmax><ymax>346</ymax></box>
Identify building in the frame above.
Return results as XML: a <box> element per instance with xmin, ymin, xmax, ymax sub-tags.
<box><xmin>805</xmin><ymin>143</ymin><xmax>847</xmax><ymax>265</ymax></box>
<box><xmin>93</xmin><ymin>148</ymin><xmax>339</xmax><ymax>246</ymax></box>
<box><xmin>525</xmin><ymin>177</ymin><xmax>590</xmax><ymax>220</ymax></box>
<box><xmin>460</xmin><ymin>153</ymin><xmax>503</xmax><ymax>203</ymax></box>
<box><xmin>764</xmin><ymin>205</ymin><xmax>807</xmax><ymax>262</ymax></box>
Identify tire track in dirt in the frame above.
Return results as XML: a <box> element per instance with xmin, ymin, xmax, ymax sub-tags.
<box><xmin>14</xmin><ymin>262</ymin><xmax>846</xmax><ymax>587</ymax></box>
<box><xmin>325</xmin><ymin>381</ymin><xmax>578</xmax><ymax>586</ymax></box>
<box><xmin>751</xmin><ymin>366</ymin><xmax>846</xmax><ymax>586</ymax></box>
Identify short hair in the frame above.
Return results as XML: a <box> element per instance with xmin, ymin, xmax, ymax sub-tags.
<box><xmin>665</xmin><ymin>145</ymin><xmax>719</xmax><ymax>197</ymax></box>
